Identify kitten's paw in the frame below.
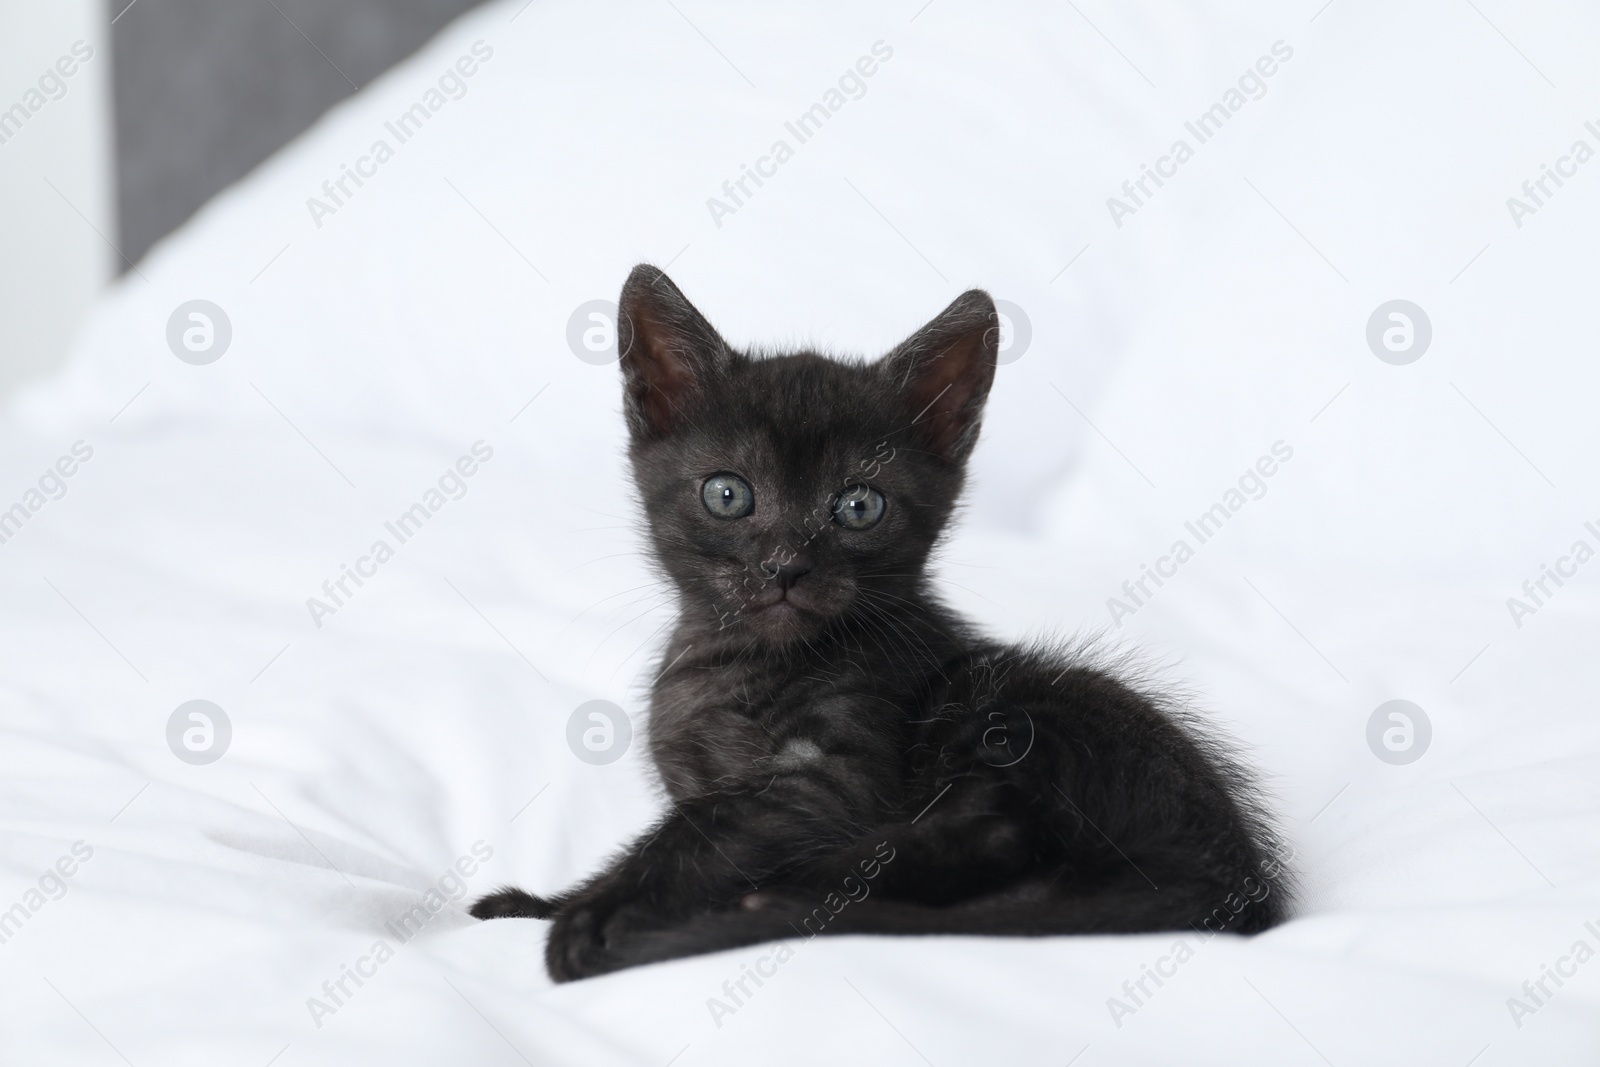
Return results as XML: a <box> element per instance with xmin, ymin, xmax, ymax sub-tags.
<box><xmin>545</xmin><ymin>895</ymin><xmax>638</xmax><ymax>981</ymax></box>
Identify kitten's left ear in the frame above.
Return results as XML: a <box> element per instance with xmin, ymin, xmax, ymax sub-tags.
<box><xmin>617</xmin><ymin>264</ymin><xmax>732</xmax><ymax>439</ymax></box>
<box><xmin>881</xmin><ymin>290</ymin><xmax>999</xmax><ymax>462</ymax></box>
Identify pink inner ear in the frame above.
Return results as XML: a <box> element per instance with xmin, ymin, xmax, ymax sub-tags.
<box><xmin>629</xmin><ymin>313</ymin><xmax>699</xmax><ymax>434</ymax></box>
<box><xmin>644</xmin><ymin>352</ymin><xmax>691</xmax><ymax>429</ymax></box>
<box><xmin>908</xmin><ymin>335</ymin><xmax>990</xmax><ymax>458</ymax></box>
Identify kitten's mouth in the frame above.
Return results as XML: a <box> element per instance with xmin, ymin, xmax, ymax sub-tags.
<box><xmin>747</xmin><ymin>587</ymin><xmax>824</xmax><ymax>629</ymax></box>
<box><xmin>753</xmin><ymin>590</ymin><xmax>810</xmax><ymax>615</ymax></box>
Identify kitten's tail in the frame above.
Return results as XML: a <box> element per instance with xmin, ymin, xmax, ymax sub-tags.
<box><xmin>469</xmin><ymin>885</ymin><xmax>561</xmax><ymax>920</ymax></box>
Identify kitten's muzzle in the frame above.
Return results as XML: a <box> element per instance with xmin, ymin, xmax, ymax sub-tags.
<box><xmin>748</xmin><ymin>549</ymin><xmax>829</xmax><ymax>620</ymax></box>
<box><xmin>750</xmin><ymin>575</ymin><xmax>817</xmax><ymax>614</ymax></box>
<box><xmin>771</xmin><ymin>555</ymin><xmax>813</xmax><ymax>590</ymax></box>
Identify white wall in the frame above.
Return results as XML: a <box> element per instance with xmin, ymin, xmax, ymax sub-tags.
<box><xmin>0</xmin><ymin>0</ymin><xmax>115</xmax><ymax>399</ymax></box>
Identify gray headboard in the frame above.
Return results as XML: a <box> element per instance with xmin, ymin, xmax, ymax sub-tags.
<box><xmin>110</xmin><ymin>0</ymin><xmax>485</xmax><ymax>267</ymax></box>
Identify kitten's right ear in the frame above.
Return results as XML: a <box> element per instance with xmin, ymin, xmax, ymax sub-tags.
<box><xmin>617</xmin><ymin>265</ymin><xmax>730</xmax><ymax>439</ymax></box>
<box><xmin>881</xmin><ymin>289</ymin><xmax>999</xmax><ymax>463</ymax></box>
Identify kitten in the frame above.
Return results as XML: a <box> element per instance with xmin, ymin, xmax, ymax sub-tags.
<box><xmin>471</xmin><ymin>265</ymin><xmax>1291</xmax><ymax>981</ymax></box>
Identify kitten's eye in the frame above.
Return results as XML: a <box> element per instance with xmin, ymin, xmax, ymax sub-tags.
<box><xmin>832</xmin><ymin>485</ymin><xmax>886</xmax><ymax>530</ymax></box>
<box><xmin>701</xmin><ymin>474</ymin><xmax>754</xmax><ymax>519</ymax></box>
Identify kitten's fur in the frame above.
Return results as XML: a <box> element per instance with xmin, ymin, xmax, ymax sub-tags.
<box><xmin>471</xmin><ymin>266</ymin><xmax>1291</xmax><ymax>981</ymax></box>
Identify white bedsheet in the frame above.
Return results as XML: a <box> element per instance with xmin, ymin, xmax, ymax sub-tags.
<box><xmin>3</xmin><ymin>1</ymin><xmax>1599</xmax><ymax>1063</ymax></box>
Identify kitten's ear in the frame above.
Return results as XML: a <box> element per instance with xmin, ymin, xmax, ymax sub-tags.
<box><xmin>881</xmin><ymin>290</ymin><xmax>999</xmax><ymax>462</ymax></box>
<box><xmin>617</xmin><ymin>264</ymin><xmax>731</xmax><ymax>438</ymax></box>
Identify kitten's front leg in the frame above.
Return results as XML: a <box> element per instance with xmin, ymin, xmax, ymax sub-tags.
<box><xmin>543</xmin><ymin>876</ymin><xmax>638</xmax><ymax>982</ymax></box>
<box><xmin>546</xmin><ymin>778</ymin><xmax>866</xmax><ymax>981</ymax></box>
<box><xmin>542</xmin><ymin>834</ymin><xmax>731</xmax><ymax>982</ymax></box>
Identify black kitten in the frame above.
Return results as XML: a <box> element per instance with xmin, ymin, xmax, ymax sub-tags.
<box><xmin>471</xmin><ymin>266</ymin><xmax>1292</xmax><ymax>981</ymax></box>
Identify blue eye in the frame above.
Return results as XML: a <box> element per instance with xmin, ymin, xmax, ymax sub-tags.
<box><xmin>833</xmin><ymin>485</ymin><xmax>886</xmax><ymax>530</ymax></box>
<box><xmin>702</xmin><ymin>474</ymin><xmax>754</xmax><ymax>519</ymax></box>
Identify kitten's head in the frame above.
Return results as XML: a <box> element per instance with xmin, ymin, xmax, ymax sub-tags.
<box><xmin>617</xmin><ymin>264</ymin><xmax>998</xmax><ymax>646</ymax></box>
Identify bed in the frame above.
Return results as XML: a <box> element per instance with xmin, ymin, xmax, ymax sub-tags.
<box><xmin>3</xmin><ymin>1</ymin><xmax>1597</xmax><ymax>1062</ymax></box>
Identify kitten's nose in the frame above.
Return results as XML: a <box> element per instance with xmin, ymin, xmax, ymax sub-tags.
<box><xmin>772</xmin><ymin>554</ymin><xmax>814</xmax><ymax>590</ymax></box>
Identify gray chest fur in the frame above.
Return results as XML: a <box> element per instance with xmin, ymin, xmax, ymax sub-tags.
<box><xmin>647</xmin><ymin>648</ymin><xmax>902</xmax><ymax>801</ymax></box>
